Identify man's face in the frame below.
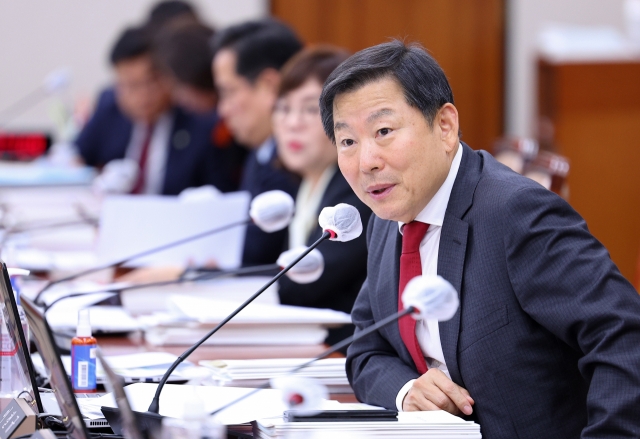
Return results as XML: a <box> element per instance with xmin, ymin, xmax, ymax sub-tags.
<box><xmin>114</xmin><ymin>55</ymin><xmax>172</xmax><ymax>124</ymax></box>
<box><xmin>213</xmin><ymin>49</ymin><xmax>276</xmax><ymax>147</ymax></box>
<box><xmin>333</xmin><ymin>77</ymin><xmax>458</xmax><ymax>223</ymax></box>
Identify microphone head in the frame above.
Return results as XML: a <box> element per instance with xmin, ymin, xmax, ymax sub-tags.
<box><xmin>250</xmin><ymin>190</ymin><xmax>295</xmax><ymax>233</ymax></box>
<box><xmin>318</xmin><ymin>203</ymin><xmax>362</xmax><ymax>242</ymax></box>
<box><xmin>44</xmin><ymin>68</ymin><xmax>71</xmax><ymax>93</ymax></box>
<box><xmin>277</xmin><ymin>247</ymin><xmax>324</xmax><ymax>284</ymax></box>
<box><xmin>92</xmin><ymin>158</ymin><xmax>139</xmax><ymax>194</ymax></box>
<box><xmin>402</xmin><ymin>275</ymin><xmax>459</xmax><ymax>321</ymax></box>
<box><xmin>270</xmin><ymin>376</ymin><xmax>328</xmax><ymax>415</ymax></box>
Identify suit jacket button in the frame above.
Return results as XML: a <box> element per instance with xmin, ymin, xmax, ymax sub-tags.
<box><xmin>173</xmin><ymin>130</ymin><xmax>190</xmax><ymax>150</ymax></box>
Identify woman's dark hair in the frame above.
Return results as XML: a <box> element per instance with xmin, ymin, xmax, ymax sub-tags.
<box><xmin>319</xmin><ymin>40</ymin><xmax>454</xmax><ymax>143</ymax></box>
<box><xmin>211</xmin><ymin>19</ymin><xmax>302</xmax><ymax>83</ymax></box>
<box><xmin>278</xmin><ymin>45</ymin><xmax>350</xmax><ymax>98</ymax></box>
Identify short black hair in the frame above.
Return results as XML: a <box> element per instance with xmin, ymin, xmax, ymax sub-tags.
<box><xmin>148</xmin><ymin>1</ymin><xmax>197</xmax><ymax>27</ymax></box>
<box><xmin>154</xmin><ymin>21</ymin><xmax>215</xmax><ymax>91</ymax></box>
<box><xmin>319</xmin><ymin>40</ymin><xmax>455</xmax><ymax>143</ymax></box>
<box><xmin>211</xmin><ymin>19</ymin><xmax>303</xmax><ymax>83</ymax></box>
<box><xmin>109</xmin><ymin>26</ymin><xmax>152</xmax><ymax>66</ymax></box>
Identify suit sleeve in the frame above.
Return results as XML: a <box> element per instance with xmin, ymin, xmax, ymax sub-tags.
<box><xmin>503</xmin><ymin>186</ymin><xmax>640</xmax><ymax>437</ymax></box>
<box><xmin>75</xmin><ymin>92</ymin><xmax>110</xmax><ymax>166</ymax></box>
<box><xmin>345</xmin><ymin>217</ymin><xmax>421</xmax><ymax>409</ymax></box>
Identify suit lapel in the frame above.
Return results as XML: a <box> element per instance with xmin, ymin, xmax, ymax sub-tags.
<box><xmin>437</xmin><ymin>143</ymin><xmax>482</xmax><ymax>387</ymax></box>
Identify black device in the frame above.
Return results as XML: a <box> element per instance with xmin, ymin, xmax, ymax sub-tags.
<box><xmin>284</xmin><ymin>409</ymin><xmax>398</xmax><ymax>422</ymax></box>
<box><xmin>20</xmin><ymin>295</ymin><xmax>91</xmax><ymax>439</ymax></box>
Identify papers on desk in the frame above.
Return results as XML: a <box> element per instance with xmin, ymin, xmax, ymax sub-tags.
<box><xmin>199</xmin><ymin>358</ymin><xmax>351</xmax><ymax>393</ymax></box>
<box><xmin>253</xmin><ymin>411</ymin><xmax>482</xmax><ymax>438</ymax></box>
<box><xmin>144</xmin><ymin>296</ymin><xmax>351</xmax><ymax>346</ymax></box>
<box><xmin>79</xmin><ymin>383</ymin><xmax>288</xmax><ymax>426</ymax></box>
<box><xmin>97</xmin><ymin>191</ymin><xmax>250</xmax><ymax>269</ymax></box>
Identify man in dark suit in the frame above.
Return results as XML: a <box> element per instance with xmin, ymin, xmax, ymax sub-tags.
<box><xmin>211</xmin><ymin>20</ymin><xmax>302</xmax><ymax>266</ymax></box>
<box><xmin>318</xmin><ymin>40</ymin><xmax>640</xmax><ymax>438</ymax></box>
<box><xmin>76</xmin><ymin>26</ymin><xmax>236</xmax><ymax>195</ymax></box>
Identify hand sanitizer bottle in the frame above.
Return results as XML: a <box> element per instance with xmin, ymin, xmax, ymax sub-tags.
<box><xmin>71</xmin><ymin>309</ymin><xmax>97</xmax><ymax>393</ymax></box>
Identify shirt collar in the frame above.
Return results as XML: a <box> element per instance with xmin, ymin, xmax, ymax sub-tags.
<box><xmin>256</xmin><ymin>137</ymin><xmax>276</xmax><ymax>165</ymax></box>
<box><xmin>399</xmin><ymin>143</ymin><xmax>463</xmax><ymax>232</ymax></box>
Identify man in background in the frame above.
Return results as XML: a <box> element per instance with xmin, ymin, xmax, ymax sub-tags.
<box><xmin>211</xmin><ymin>19</ymin><xmax>302</xmax><ymax>265</ymax></box>
<box><xmin>76</xmin><ymin>25</ymin><xmax>237</xmax><ymax>195</ymax></box>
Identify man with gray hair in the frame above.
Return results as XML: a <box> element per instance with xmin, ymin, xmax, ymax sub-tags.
<box><xmin>319</xmin><ymin>40</ymin><xmax>640</xmax><ymax>438</ymax></box>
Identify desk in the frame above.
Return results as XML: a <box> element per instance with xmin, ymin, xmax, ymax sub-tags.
<box><xmin>96</xmin><ymin>332</ymin><xmax>358</xmax><ymax>403</ymax></box>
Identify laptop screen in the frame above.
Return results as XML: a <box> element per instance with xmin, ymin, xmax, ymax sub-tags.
<box><xmin>0</xmin><ymin>261</ymin><xmax>43</xmax><ymax>413</ymax></box>
<box><xmin>20</xmin><ymin>294</ymin><xmax>89</xmax><ymax>439</ymax></box>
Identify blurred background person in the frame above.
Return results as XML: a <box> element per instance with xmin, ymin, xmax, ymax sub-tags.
<box><xmin>212</xmin><ymin>19</ymin><xmax>302</xmax><ymax>266</ymax></box>
<box><xmin>273</xmin><ymin>46</ymin><xmax>372</xmax><ymax>346</ymax></box>
<box><xmin>75</xmin><ymin>25</ymin><xmax>238</xmax><ymax>195</ymax></box>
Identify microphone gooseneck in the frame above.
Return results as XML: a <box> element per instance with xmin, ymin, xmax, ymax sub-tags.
<box><xmin>208</xmin><ymin>274</ymin><xmax>460</xmax><ymax>416</ymax></box>
<box><xmin>33</xmin><ymin>219</ymin><xmax>248</xmax><ymax>305</ymax></box>
<box><xmin>209</xmin><ymin>306</ymin><xmax>416</xmax><ymax>417</ymax></box>
<box><xmin>146</xmin><ymin>230</ymin><xmax>333</xmax><ymax>414</ymax></box>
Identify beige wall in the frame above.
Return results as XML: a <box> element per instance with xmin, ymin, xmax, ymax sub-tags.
<box><xmin>506</xmin><ymin>0</ymin><xmax>628</xmax><ymax>137</ymax></box>
<box><xmin>0</xmin><ymin>0</ymin><xmax>267</xmax><ymax>135</ymax></box>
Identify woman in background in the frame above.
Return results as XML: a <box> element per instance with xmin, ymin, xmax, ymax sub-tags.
<box><xmin>273</xmin><ymin>46</ymin><xmax>372</xmax><ymax>346</ymax></box>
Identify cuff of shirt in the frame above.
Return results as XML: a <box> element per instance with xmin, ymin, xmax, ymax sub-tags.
<box><xmin>395</xmin><ymin>379</ymin><xmax>417</xmax><ymax>411</ymax></box>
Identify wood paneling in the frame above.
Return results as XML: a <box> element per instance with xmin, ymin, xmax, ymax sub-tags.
<box><xmin>271</xmin><ymin>0</ymin><xmax>505</xmax><ymax>151</ymax></box>
<box><xmin>538</xmin><ymin>59</ymin><xmax>640</xmax><ymax>283</ymax></box>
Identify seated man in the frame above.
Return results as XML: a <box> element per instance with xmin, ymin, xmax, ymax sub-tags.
<box><xmin>319</xmin><ymin>40</ymin><xmax>640</xmax><ymax>438</ymax></box>
<box><xmin>75</xmin><ymin>25</ymin><xmax>237</xmax><ymax>195</ymax></box>
<box><xmin>212</xmin><ymin>19</ymin><xmax>302</xmax><ymax>266</ymax></box>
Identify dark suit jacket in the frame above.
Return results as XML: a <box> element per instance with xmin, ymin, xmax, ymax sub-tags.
<box><xmin>347</xmin><ymin>143</ymin><xmax>640</xmax><ymax>438</ymax></box>
<box><xmin>278</xmin><ymin>170</ymin><xmax>372</xmax><ymax>346</ymax></box>
<box><xmin>240</xmin><ymin>139</ymin><xmax>300</xmax><ymax>266</ymax></box>
<box><xmin>75</xmin><ymin>88</ymin><xmax>239</xmax><ymax>195</ymax></box>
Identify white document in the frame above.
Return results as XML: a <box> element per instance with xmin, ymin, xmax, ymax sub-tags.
<box><xmin>97</xmin><ymin>191</ymin><xmax>250</xmax><ymax>269</ymax></box>
<box><xmin>91</xmin><ymin>383</ymin><xmax>288</xmax><ymax>425</ymax></box>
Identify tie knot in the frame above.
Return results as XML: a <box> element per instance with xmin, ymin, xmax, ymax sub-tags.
<box><xmin>402</xmin><ymin>221</ymin><xmax>429</xmax><ymax>254</ymax></box>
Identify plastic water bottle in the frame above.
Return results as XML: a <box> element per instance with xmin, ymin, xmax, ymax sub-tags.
<box><xmin>160</xmin><ymin>387</ymin><xmax>225</xmax><ymax>439</ymax></box>
<box><xmin>71</xmin><ymin>309</ymin><xmax>97</xmax><ymax>393</ymax></box>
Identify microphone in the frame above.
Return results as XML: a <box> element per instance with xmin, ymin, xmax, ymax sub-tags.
<box><xmin>146</xmin><ymin>203</ymin><xmax>362</xmax><ymax>414</ymax></box>
<box><xmin>33</xmin><ymin>190</ymin><xmax>295</xmax><ymax>305</ymax></box>
<box><xmin>208</xmin><ymin>274</ymin><xmax>459</xmax><ymax>417</ymax></box>
<box><xmin>92</xmin><ymin>159</ymin><xmax>140</xmax><ymax>195</ymax></box>
<box><xmin>42</xmin><ymin>247</ymin><xmax>323</xmax><ymax>312</ymax></box>
<box><xmin>271</xmin><ymin>376</ymin><xmax>328</xmax><ymax>414</ymax></box>
<box><xmin>0</xmin><ymin>68</ymin><xmax>71</xmax><ymax>130</ymax></box>
<box><xmin>318</xmin><ymin>203</ymin><xmax>363</xmax><ymax>241</ymax></box>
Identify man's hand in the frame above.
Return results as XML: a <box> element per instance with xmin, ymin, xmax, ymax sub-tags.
<box><xmin>402</xmin><ymin>369</ymin><xmax>474</xmax><ymax>416</ymax></box>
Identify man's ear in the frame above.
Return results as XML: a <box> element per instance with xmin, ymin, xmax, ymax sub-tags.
<box><xmin>255</xmin><ymin>68</ymin><xmax>281</xmax><ymax>95</ymax></box>
<box><xmin>437</xmin><ymin>103</ymin><xmax>459</xmax><ymax>152</ymax></box>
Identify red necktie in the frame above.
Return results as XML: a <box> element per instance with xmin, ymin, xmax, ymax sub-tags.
<box><xmin>131</xmin><ymin>125</ymin><xmax>153</xmax><ymax>194</ymax></box>
<box><xmin>398</xmin><ymin>221</ymin><xmax>429</xmax><ymax>375</ymax></box>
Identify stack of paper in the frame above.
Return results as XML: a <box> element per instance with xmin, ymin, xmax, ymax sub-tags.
<box><xmin>199</xmin><ymin>358</ymin><xmax>351</xmax><ymax>393</ymax></box>
<box><xmin>253</xmin><ymin>411</ymin><xmax>481</xmax><ymax>438</ymax></box>
<box><xmin>144</xmin><ymin>296</ymin><xmax>351</xmax><ymax>346</ymax></box>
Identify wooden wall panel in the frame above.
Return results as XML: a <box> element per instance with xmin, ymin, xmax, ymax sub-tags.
<box><xmin>271</xmin><ymin>0</ymin><xmax>505</xmax><ymax>151</ymax></box>
<box><xmin>538</xmin><ymin>60</ymin><xmax>640</xmax><ymax>283</ymax></box>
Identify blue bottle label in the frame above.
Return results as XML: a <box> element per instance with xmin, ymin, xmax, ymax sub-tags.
<box><xmin>71</xmin><ymin>344</ymin><xmax>96</xmax><ymax>391</ymax></box>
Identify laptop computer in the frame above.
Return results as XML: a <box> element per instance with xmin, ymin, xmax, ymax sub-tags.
<box><xmin>0</xmin><ymin>262</ymin><xmax>110</xmax><ymax>432</ymax></box>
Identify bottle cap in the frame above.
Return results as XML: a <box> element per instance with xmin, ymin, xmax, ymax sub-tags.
<box><xmin>76</xmin><ymin>309</ymin><xmax>92</xmax><ymax>337</ymax></box>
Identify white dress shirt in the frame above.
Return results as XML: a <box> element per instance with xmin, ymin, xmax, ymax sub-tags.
<box><xmin>125</xmin><ymin>112</ymin><xmax>173</xmax><ymax>195</ymax></box>
<box><xmin>395</xmin><ymin>143</ymin><xmax>463</xmax><ymax>410</ymax></box>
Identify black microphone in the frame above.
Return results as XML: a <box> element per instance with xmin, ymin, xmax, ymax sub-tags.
<box><xmin>33</xmin><ymin>190</ymin><xmax>295</xmax><ymax>305</ymax></box>
<box><xmin>209</xmin><ymin>274</ymin><xmax>460</xmax><ymax>416</ymax></box>
<box><xmin>146</xmin><ymin>203</ymin><xmax>364</xmax><ymax>414</ymax></box>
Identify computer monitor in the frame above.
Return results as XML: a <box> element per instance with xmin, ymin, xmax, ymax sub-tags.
<box><xmin>0</xmin><ymin>261</ymin><xmax>44</xmax><ymax>413</ymax></box>
<box><xmin>20</xmin><ymin>295</ymin><xmax>89</xmax><ymax>439</ymax></box>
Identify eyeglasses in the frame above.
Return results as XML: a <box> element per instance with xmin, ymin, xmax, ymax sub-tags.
<box><xmin>273</xmin><ymin>102</ymin><xmax>321</xmax><ymax>123</ymax></box>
